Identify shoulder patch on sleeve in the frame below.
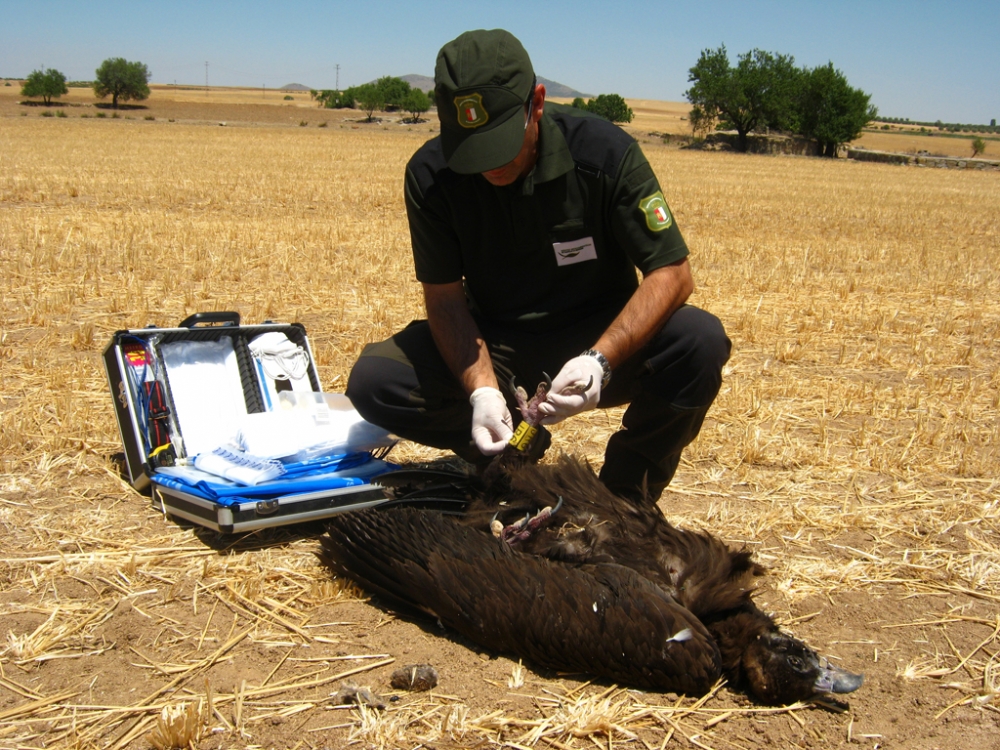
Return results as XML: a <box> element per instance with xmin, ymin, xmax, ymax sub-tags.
<box><xmin>639</xmin><ymin>191</ymin><xmax>673</xmax><ymax>232</ymax></box>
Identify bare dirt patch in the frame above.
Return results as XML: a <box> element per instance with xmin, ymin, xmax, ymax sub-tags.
<box><xmin>2</xmin><ymin>490</ymin><xmax>999</xmax><ymax>749</ymax></box>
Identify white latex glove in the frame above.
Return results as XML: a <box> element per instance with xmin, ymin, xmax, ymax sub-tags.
<box><xmin>469</xmin><ymin>386</ymin><xmax>514</xmax><ymax>455</ymax></box>
<box><xmin>537</xmin><ymin>354</ymin><xmax>605</xmax><ymax>425</ymax></box>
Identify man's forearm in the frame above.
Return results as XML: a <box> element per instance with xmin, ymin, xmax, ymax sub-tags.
<box><xmin>592</xmin><ymin>259</ymin><xmax>694</xmax><ymax>369</ymax></box>
<box><xmin>423</xmin><ymin>281</ymin><xmax>498</xmax><ymax>395</ymax></box>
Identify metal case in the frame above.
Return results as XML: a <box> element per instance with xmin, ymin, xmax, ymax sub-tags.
<box><xmin>103</xmin><ymin>311</ymin><xmax>388</xmax><ymax>531</ymax></box>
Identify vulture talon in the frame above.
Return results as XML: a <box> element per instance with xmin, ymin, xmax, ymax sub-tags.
<box><xmin>499</xmin><ymin>498</ymin><xmax>563</xmax><ymax>546</ymax></box>
<box><xmin>561</xmin><ymin>375</ymin><xmax>593</xmax><ymax>396</ymax></box>
<box><xmin>507</xmin><ymin>375</ymin><xmax>554</xmax><ymax>428</ymax></box>
<box><xmin>508</xmin><ymin>374</ymin><xmax>528</xmax><ymax>403</ymax></box>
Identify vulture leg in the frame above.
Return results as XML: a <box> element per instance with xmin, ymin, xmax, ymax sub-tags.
<box><xmin>322</xmin><ymin>507</ymin><xmax>723</xmax><ymax>695</ymax></box>
<box><xmin>509</xmin><ymin>374</ymin><xmax>552</xmax><ymax>428</ymax></box>
<box><xmin>498</xmin><ymin>495</ymin><xmax>564</xmax><ymax>545</ymax></box>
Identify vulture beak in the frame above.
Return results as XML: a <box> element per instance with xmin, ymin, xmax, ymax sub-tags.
<box><xmin>813</xmin><ymin>659</ymin><xmax>864</xmax><ymax>694</ymax></box>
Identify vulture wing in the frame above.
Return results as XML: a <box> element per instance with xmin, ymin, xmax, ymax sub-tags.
<box><xmin>467</xmin><ymin>455</ymin><xmax>764</xmax><ymax>618</ymax></box>
<box><xmin>321</xmin><ymin>507</ymin><xmax>723</xmax><ymax>695</ymax></box>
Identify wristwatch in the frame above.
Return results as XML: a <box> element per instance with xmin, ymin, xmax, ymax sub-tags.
<box><xmin>581</xmin><ymin>348</ymin><xmax>612</xmax><ymax>388</ymax></box>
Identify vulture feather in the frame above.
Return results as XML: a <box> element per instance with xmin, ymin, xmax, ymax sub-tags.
<box><xmin>321</xmin><ymin>381</ymin><xmax>863</xmax><ymax>705</ymax></box>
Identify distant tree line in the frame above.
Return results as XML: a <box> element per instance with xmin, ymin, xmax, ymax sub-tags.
<box><xmin>685</xmin><ymin>45</ymin><xmax>877</xmax><ymax>156</ymax></box>
<box><xmin>874</xmin><ymin>116</ymin><xmax>998</xmax><ymax>134</ymax></box>
<box><xmin>311</xmin><ymin>77</ymin><xmax>431</xmax><ymax>123</ymax></box>
<box><xmin>570</xmin><ymin>94</ymin><xmax>634</xmax><ymax>124</ymax></box>
<box><xmin>311</xmin><ymin>78</ymin><xmax>640</xmax><ymax>127</ymax></box>
<box><xmin>19</xmin><ymin>59</ymin><xmax>150</xmax><ymax>109</ymax></box>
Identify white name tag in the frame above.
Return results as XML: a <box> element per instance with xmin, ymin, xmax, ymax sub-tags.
<box><xmin>552</xmin><ymin>236</ymin><xmax>597</xmax><ymax>266</ymax></box>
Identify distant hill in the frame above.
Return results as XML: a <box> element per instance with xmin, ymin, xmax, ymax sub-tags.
<box><xmin>538</xmin><ymin>77</ymin><xmax>589</xmax><ymax>99</ymax></box>
<box><xmin>281</xmin><ymin>83</ymin><xmax>311</xmax><ymax>91</ymax></box>
<box><xmin>401</xmin><ymin>74</ymin><xmax>434</xmax><ymax>93</ymax></box>
<box><xmin>400</xmin><ymin>74</ymin><xmax>588</xmax><ymax>100</ymax></box>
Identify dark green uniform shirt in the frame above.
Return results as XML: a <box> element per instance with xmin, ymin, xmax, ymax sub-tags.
<box><xmin>404</xmin><ymin>103</ymin><xmax>688</xmax><ymax>332</ymax></box>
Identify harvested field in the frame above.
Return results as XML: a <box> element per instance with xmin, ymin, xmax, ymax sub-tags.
<box><xmin>548</xmin><ymin>96</ymin><xmax>693</xmax><ymax>137</ymax></box>
<box><xmin>1</xmin><ymin>88</ymin><xmax>999</xmax><ymax>749</ymax></box>
<box><xmin>0</xmin><ymin>85</ymin><xmax>429</xmax><ymax>130</ymax></box>
<box><xmin>852</xmin><ymin>129</ymin><xmax>997</xmax><ymax>160</ymax></box>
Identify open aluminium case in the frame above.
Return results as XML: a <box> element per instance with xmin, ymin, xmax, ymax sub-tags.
<box><xmin>103</xmin><ymin>311</ymin><xmax>391</xmax><ymax>533</ymax></box>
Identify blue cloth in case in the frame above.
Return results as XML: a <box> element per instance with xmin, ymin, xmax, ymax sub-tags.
<box><xmin>152</xmin><ymin>452</ymin><xmax>395</xmax><ymax>507</ymax></box>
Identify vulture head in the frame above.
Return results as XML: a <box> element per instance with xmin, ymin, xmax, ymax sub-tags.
<box><xmin>741</xmin><ymin>630</ymin><xmax>864</xmax><ymax>706</ymax></box>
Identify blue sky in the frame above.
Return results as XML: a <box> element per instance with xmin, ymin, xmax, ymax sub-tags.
<box><xmin>4</xmin><ymin>0</ymin><xmax>998</xmax><ymax>124</ymax></box>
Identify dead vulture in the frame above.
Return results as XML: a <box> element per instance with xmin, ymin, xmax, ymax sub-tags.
<box><xmin>321</xmin><ymin>380</ymin><xmax>863</xmax><ymax>705</ymax></box>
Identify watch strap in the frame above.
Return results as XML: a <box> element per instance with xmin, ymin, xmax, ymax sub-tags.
<box><xmin>581</xmin><ymin>348</ymin><xmax>612</xmax><ymax>388</ymax></box>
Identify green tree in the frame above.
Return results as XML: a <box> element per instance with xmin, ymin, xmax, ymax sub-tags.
<box><xmin>312</xmin><ymin>89</ymin><xmax>355</xmax><ymax>108</ymax></box>
<box><xmin>375</xmin><ymin>76</ymin><xmax>411</xmax><ymax>111</ymax></box>
<box><xmin>798</xmin><ymin>63</ymin><xmax>876</xmax><ymax>157</ymax></box>
<box><xmin>21</xmin><ymin>68</ymin><xmax>68</xmax><ymax>105</ymax></box>
<box><xmin>571</xmin><ymin>97</ymin><xmax>586</xmax><ymax>109</ymax></box>
<box><xmin>685</xmin><ymin>45</ymin><xmax>801</xmax><ymax>151</ymax></box>
<box><xmin>353</xmin><ymin>83</ymin><xmax>384</xmax><ymax>122</ymax></box>
<box><xmin>93</xmin><ymin>58</ymin><xmax>150</xmax><ymax>109</ymax></box>
<box><xmin>688</xmin><ymin>105</ymin><xmax>716</xmax><ymax>138</ymax></box>
<box><xmin>401</xmin><ymin>88</ymin><xmax>431</xmax><ymax>122</ymax></box>
<box><xmin>340</xmin><ymin>86</ymin><xmax>362</xmax><ymax>108</ymax></box>
<box><xmin>583</xmin><ymin>93</ymin><xmax>634</xmax><ymax>124</ymax></box>
<box><xmin>971</xmin><ymin>137</ymin><xmax>986</xmax><ymax>158</ymax></box>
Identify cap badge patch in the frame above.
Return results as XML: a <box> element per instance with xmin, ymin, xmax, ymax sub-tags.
<box><xmin>455</xmin><ymin>93</ymin><xmax>489</xmax><ymax>129</ymax></box>
<box><xmin>639</xmin><ymin>191</ymin><xmax>673</xmax><ymax>232</ymax></box>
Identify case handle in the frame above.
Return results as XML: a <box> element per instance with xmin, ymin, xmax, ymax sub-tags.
<box><xmin>179</xmin><ymin>311</ymin><xmax>241</xmax><ymax>328</ymax></box>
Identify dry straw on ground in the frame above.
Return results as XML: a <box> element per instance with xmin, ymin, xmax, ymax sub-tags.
<box><xmin>1</xmin><ymin>90</ymin><xmax>999</xmax><ymax>749</ymax></box>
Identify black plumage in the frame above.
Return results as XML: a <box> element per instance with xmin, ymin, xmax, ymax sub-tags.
<box><xmin>321</xmin><ymin>381</ymin><xmax>863</xmax><ymax>705</ymax></box>
<box><xmin>324</xmin><ymin>503</ymin><xmax>720</xmax><ymax>695</ymax></box>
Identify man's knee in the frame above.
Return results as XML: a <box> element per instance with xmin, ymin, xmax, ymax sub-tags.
<box><xmin>683</xmin><ymin>308</ymin><xmax>731</xmax><ymax>380</ymax></box>
<box><xmin>345</xmin><ymin>346</ymin><xmax>413</xmax><ymax>425</ymax></box>
<box><xmin>346</xmin><ymin>355</ymin><xmax>381</xmax><ymax>422</ymax></box>
<box><xmin>648</xmin><ymin>307</ymin><xmax>731</xmax><ymax>408</ymax></box>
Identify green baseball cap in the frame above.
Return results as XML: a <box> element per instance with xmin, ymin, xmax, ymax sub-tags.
<box><xmin>434</xmin><ymin>29</ymin><xmax>535</xmax><ymax>174</ymax></box>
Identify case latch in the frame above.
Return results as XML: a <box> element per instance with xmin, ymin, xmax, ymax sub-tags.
<box><xmin>255</xmin><ymin>499</ymin><xmax>280</xmax><ymax>515</ymax></box>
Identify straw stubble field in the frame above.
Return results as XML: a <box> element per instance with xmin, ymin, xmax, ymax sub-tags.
<box><xmin>1</xmin><ymin>94</ymin><xmax>999</xmax><ymax>750</ymax></box>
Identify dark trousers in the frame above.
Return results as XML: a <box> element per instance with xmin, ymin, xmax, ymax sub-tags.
<box><xmin>346</xmin><ymin>305</ymin><xmax>731</xmax><ymax>501</ymax></box>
